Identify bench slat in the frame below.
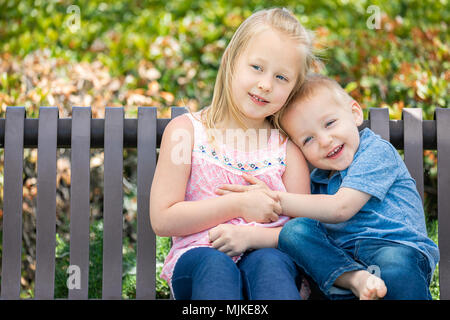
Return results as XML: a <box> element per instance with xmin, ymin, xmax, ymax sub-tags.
<box><xmin>68</xmin><ymin>107</ymin><xmax>91</xmax><ymax>299</ymax></box>
<box><xmin>369</xmin><ymin>108</ymin><xmax>390</xmax><ymax>141</ymax></box>
<box><xmin>102</xmin><ymin>107</ymin><xmax>124</xmax><ymax>299</ymax></box>
<box><xmin>436</xmin><ymin>107</ymin><xmax>450</xmax><ymax>300</ymax></box>
<box><xmin>403</xmin><ymin>108</ymin><xmax>424</xmax><ymax>201</ymax></box>
<box><xmin>1</xmin><ymin>107</ymin><xmax>25</xmax><ymax>299</ymax></box>
<box><xmin>168</xmin><ymin>107</ymin><xmax>189</xmax><ymax>300</ymax></box>
<box><xmin>136</xmin><ymin>107</ymin><xmax>157</xmax><ymax>299</ymax></box>
<box><xmin>35</xmin><ymin>107</ymin><xmax>58</xmax><ymax>299</ymax></box>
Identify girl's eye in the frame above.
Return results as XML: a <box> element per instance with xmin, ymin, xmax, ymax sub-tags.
<box><xmin>251</xmin><ymin>65</ymin><xmax>262</xmax><ymax>71</ymax></box>
<box><xmin>276</xmin><ymin>75</ymin><xmax>288</xmax><ymax>81</ymax></box>
<box><xmin>303</xmin><ymin>136</ymin><xmax>312</xmax><ymax>145</ymax></box>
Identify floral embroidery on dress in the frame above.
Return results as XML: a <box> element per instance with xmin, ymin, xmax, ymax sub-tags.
<box><xmin>193</xmin><ymin>142</ymin><xmax>286</xmax><ymax>173</ymax></box>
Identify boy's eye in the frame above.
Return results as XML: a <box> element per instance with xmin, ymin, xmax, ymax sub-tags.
<box><xmin>326</xmin><ymin>120</ymin><xmax>336</xmax><ymax>127</ymax></box>
<box><xmin>276</xmin><ymin>75</ymin><xmax>288</xmax><ymax>81</ymax></box>
<box><xmin>303</xmin><ymin>136</ymin><xmax>312</xmax><ymax>145</ymax></box>
<box><xmin>251</xmin><ymin>65</ymin><xmax>262</xmax><ymax>71</ymax></box>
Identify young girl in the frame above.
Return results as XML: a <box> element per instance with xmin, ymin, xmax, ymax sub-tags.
<box><xmin>150</xmin><ymin>8</ymin><xmax>316</xmax><ymax>300</ymax></box>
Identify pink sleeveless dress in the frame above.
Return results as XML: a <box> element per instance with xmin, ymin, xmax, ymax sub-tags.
<box><xmin>160</xmin><ymin>111</ymin><xmax>291</xmax><ymax>287</ymax></box>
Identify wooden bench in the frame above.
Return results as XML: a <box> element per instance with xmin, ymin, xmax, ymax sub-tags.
<box><xmin>0</xmin><ymin>106</ymin><xmax>449</xmax><ymax>300</ymax></box>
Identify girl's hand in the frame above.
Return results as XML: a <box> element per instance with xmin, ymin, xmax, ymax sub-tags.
<box><xmin>216</xmin><ymin>173</ymin><xmax>281</xmax><ymax>223</ymax></box>
<box><xmin>209</xmin><ymin>224</ymin><xmax>252</xmax><ymax>257</ymax></box>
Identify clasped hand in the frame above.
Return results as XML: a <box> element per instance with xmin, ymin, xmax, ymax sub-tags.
<box><xmin>215</xmin><ymin>172</ymin><xmax>281</xmax><ymax>223</ymax></box>
<box><xmin>208</xmin><ymin>173</ymin><xmax>282</xmax><ymax>257</ymax></box>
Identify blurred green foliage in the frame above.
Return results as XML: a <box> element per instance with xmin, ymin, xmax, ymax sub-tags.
<box><xmin>0</xmin><ymin>0</ymin><xmax>447</xmax><ymax>299</ymax></box>
<box><xmin>0</xmin><ymin>0</ymin><xmax>448</xmax><ymax>118</ymax></box>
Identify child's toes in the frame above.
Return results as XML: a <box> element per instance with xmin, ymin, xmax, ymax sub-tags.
<box><xmin>367</xmin><ymin>275</ymin><xmax>387</xmax><ymax>299</ymax></box>
<box><xmin>376</xmin><ymin>280</ymin><xmax>387</xmax><ymax>299</ymax></box>
<box><xmin>360</xmin><ymin>275</ymin><xmax>386</xmax><ymax>300</ymax></box>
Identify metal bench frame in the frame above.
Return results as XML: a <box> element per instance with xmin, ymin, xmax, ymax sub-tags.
<box><xmin>0</xmin><ymin>106</ymin><xmax>449</xmax><ymax>299</ymax></box>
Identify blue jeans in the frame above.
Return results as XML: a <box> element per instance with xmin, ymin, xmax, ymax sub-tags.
<box><xmin>278</xmin><ymin>218</ymin><xmax>432</xmax><ymax>300</ymax></box>
<box><xmin>172</xmin><ymin>247</ymin><xmax>302</xmax><ymax>300</ymax></box>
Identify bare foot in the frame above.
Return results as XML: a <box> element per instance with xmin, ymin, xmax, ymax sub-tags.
<box><xmin>355</xmin><ymin>272</ymin><xmax>387</xmax><ymax>300</ymax></box>
<box><xmin>336</xmin><ymin>270</ymin><xmax>387</xmax><ymax>300</ymax></box>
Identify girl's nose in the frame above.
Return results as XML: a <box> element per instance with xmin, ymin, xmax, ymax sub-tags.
<box><xmin>258</xmin><ymin>77</ymin><xmax>272</xmax><ymax>92</ymax></box>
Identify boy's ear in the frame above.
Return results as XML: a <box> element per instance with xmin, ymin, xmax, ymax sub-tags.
<box><xmin>351</xmin><ymin>101</ymin><xmax>364</xmax><ymax>126</ymax></box>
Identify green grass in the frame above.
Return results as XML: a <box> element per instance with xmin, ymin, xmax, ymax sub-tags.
<box><xmin>426</xmin><ymin>216</ymin><xmax>439</xmax><ymax>300</ymax></box>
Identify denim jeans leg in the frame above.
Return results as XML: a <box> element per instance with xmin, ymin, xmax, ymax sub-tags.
<box><xmin>355</xmin><ymin>240</ymin><xmax>433</xmax><ymax>300</ymax></box>
<box><xmin>172</xmin><ymin>247</ymin><xmax>243</xmax><ymax>300</ymax></box>
<box><xmin>278</xmin><ymin>218</ymin><xmax>366</xmax><ymax>299</ymax></box>
<box><xmin>238</xmin><ymin>248</ymin><xmax>302</xmax><ymax>300</ymax></box>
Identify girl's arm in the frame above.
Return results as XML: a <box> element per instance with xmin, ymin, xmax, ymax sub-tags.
<box><xmin>209</xmin><ymin>224</ymin><xmax>282</xmax><ymax>256</ymax></box>
<box><xmin>150</xmin><ymin>115</ymin><xmax>281</xmax><ymax>237</ymax></box>
<box><xmin>282</xmin><ymin>139</ymin><xmax>311</xmax><ymax>194</ymax></box>
<box><xmin>150</xmin><ymin>115</ymin><xmax>240</xmax><ymax>237</ymax></box>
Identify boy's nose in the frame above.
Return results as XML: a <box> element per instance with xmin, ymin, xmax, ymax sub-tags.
<box><xmin>318</xmin><ymin>134</ymin><xmax>333</xmax><ymax>148</ymax></box>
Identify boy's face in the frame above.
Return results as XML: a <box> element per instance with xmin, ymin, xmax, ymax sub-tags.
<box><xmin>282</xmin><ymin>88</ymin><xmax>364</xmax><ymax>173</ymax></box>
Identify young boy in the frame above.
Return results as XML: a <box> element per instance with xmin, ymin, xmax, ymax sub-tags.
<box><xmin>216</xmin><ymin>74</ymin><xmax>439</xmax><ymax>300</ymax></box>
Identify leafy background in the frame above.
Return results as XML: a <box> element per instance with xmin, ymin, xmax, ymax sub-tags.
<box><xmin>0</xmin><ymin>0</ymin><xmax>448</xmax><ymax>299</ymax></box>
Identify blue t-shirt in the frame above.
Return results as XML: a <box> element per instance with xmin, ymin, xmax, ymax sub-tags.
<box><xmin>310</xmin><ymin>128</ymin><xmax>439</xmax><ymax>273</ymax></box>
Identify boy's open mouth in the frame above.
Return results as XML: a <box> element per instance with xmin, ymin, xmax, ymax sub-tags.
<box><xmin>327</xmin><ymin>144</ymin><xmax>344</xmax><ymax>159</ymax></box>
<box><xmin>248</xmin><ymin>93</ymin><xmax>269</xmax><ymax>105</ymax></box>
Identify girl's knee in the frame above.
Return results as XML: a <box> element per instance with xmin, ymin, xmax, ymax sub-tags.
<box><xmin>240</xmin><ymin>248</ymin><xmax>298</xmax><ymax>277</ymax></box>
<box><xmin>200</xmin><ymin>247</ymin><xmax>236</xmax><ymax>266</ymax></box>
<box><xmin>244</xmin><ymin>248</ymin><xmax>294</xmax><ymax>267</ymax></box>
<box><xmin>190</xmin><ymin>247</ymin><xmax>240</xmax><ymax>277</ymax></box>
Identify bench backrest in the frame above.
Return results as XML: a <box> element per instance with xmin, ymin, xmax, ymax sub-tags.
<box><xmin>0</xmin><ymin>106</ymin><xmax>449</xmax><ymax>300</ymax></box>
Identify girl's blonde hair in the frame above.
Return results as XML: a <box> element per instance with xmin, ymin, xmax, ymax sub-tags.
<box><xmin>201</xmin><ymin>7</ymin><xmax>318</xmax><ymax>134</ymax></box>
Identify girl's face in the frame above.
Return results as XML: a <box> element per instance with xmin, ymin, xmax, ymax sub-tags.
<box><xmin>231</xmin><ymin>28</ymin><xmax>303</xmax><ymax>127</ymax></box>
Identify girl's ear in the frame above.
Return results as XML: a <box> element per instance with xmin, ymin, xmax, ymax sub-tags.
<box><xmin>351</xmin><ymin>101</ymin><xmax>364</xmax><ymax>126</ymax></box>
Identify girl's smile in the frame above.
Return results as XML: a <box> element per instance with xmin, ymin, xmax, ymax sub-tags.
<box><xmin>248</xmin><ymin>92</ymin><xmax>270</xmax><ymax>106</ymax></box>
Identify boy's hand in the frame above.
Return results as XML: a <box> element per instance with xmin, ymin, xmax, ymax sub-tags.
<box><xmin>238</xmin><ymin>189</ymin><xmax>281</xmax><ymax>222</ymax></box>
<box><xmin>216</xmin><ymin>173</ymin><xmax>281</xmax><ymax>223</ymax></box>
<box><xmin>215</xmin><ymin>173</ymin><xmax>270</xmax><ymax>194</ymax></box>
<box><xmin>209</xmin><ymin>224</ymin><xmax>252</xmax><ymax>257</ymax></box>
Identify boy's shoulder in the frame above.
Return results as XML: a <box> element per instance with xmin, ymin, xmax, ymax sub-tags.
<box><xmin>352</xmin><ymin>128</ymin><xmax>399</xmax><ymax>166</ymax></box>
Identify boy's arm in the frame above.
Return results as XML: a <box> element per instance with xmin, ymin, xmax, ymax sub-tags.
<box><xmin>209</xmin><ymin>140</ymin><xmax>309</xmax><ymax>257</ymax></box>
<box><xmin>278</xmin><ymin>187</ymin><xmax>371</xmax><ymax>223</ymax></box>
<box><xmin>281</xmin><ymin>137</ymin><xmax>402</xmax><ymax>223</ymax></box>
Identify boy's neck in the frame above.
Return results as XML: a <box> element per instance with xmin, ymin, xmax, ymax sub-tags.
<box><xmin>328</xmin><ymin>170</ymin><xmax>336</xmax><ymax>178</ymax></box>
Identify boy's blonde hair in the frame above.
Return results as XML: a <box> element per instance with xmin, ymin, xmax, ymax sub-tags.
<box><xmin>202</xmin><ymin>8</ymin><xmax>318</xmax><ymax>133</ymax></box>
<box><xmin>281</xmin><ymin>73</ymin><xmax>354</xmax><ymax>118</ymax></box>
